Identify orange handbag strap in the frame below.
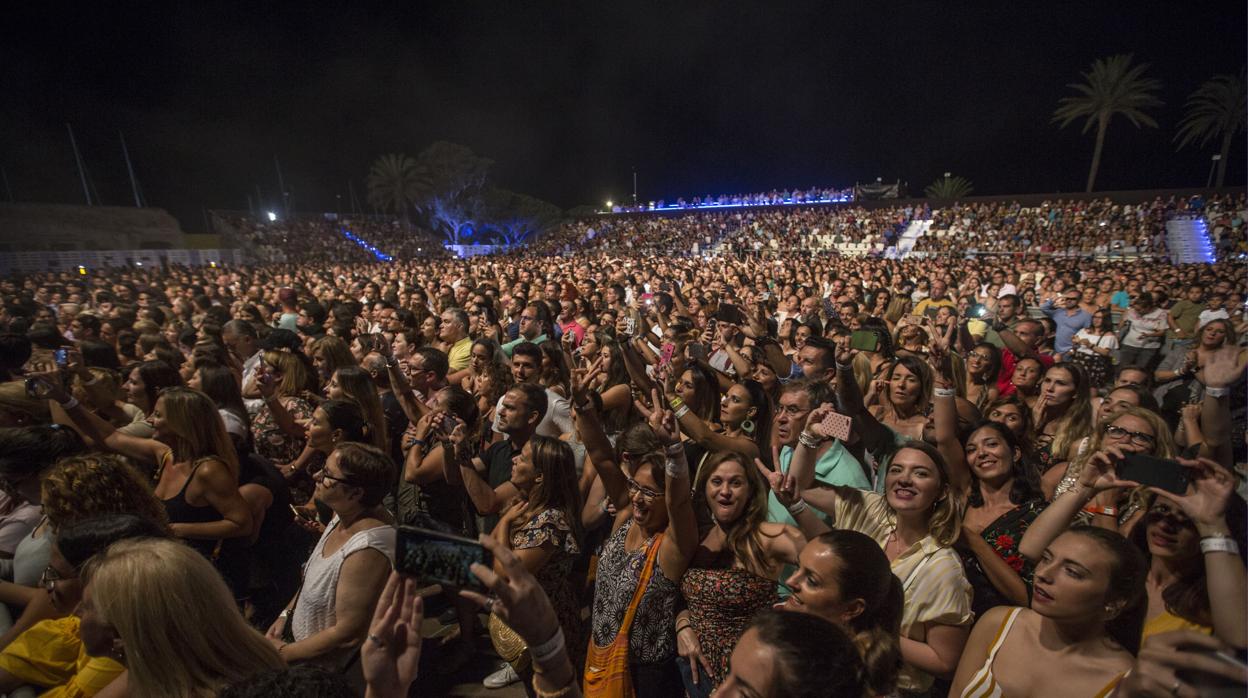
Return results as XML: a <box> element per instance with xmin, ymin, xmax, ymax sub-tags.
<box><xmin>617</xmin><ymin>531</ymin><xmax>664</xmax><ymax>638</ymax></box>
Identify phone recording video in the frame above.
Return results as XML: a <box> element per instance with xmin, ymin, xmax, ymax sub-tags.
<box><xmin>395</xmin><ymin>526</ymin><xmax>492</xmax><ymax>592</ymax></box>
<box><xmin>1117</xmin><ymin>454</ymin><xmax>1189</xmax><ymax>495</ymax></box>
<box><xmin>849</xmin><ymin>329</ymin><xmax>881</xmax><ymax>353</ymax></box>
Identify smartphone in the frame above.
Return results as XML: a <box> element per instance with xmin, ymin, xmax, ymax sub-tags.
<box><xmin>54</xmin><ymin>349</ymin><xmax>69</xmax><ymax>367</ymax></box>
<box><xmin>658</xmin><ymin>343</ymin><xmax>676</xmax><ymax>367</ymax></box>
<box><xmin>967</xmin><ymin>303</ymin><xmax>989</xmax><ymax>319</ymax></box>
<box><xmin>688</xmin><ymin>342</ymin><xmax>707</xmax><ymax>362</ymax></box>
<box><xmin>1118</xmin><ymin>454</ymin><xmax>1189</xmax><ymax>494</ymax></box>
<box><xmin>24</xmin><ymin>377</ymin><xmax>53</xmax><ymax>399</ymax></box>
<box><xmin>714</xmin><ymin>304</ymin><xmax>746</xmax><ymax>325</ymax></box>
<box><xmin>819</xmin><ymin>410</ymin><xmax>853</xmax><ymax>442</ymax></box>
<box><xmin>849</xmin><ymin>329</ymin><xmax>881</xmax><ymax>353</ymax></box>
<box><xmin>289</xmin><ymin>504</ymin><xmax>315</xmax><ymax>521</ymax></box>
<box><xmin>624</xmin><ymin>315</ymin><xmax>637</xmax><ymax>335</ymax></box>
<box><xmin>395</xmin><ymin>526</ymin><xmax>492</xmax><ymax>592</ymax></box>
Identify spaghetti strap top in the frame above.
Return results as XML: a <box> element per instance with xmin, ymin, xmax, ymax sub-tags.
<box><xmin>961</xmin><ymin>607</ymin><xmax>1125</xmax><ymax>698</ymax></box>
<box><xmin>162</xmin><ymin>459</ymin><xmax>224</xmax><ymax>559</ymax></box>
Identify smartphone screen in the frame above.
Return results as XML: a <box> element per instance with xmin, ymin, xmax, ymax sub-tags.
<box><xmin>54</xmin><ymin>349</ymin><xmax>69</xmax><ymax>367</ymax></box>
<box><xmin>1118</xmin><ymin>454</ymin><xmax>1188</xmax><ymax>494</ymax></box>
<box><xmin>849</xmin><ymin>329</ymin><xmax>880</xmax><ymax>352</ymax></box>
<box><xmin>395</xmin><ymin>526</ymin><xmax>492</xmax><ymax>591</ymax></box>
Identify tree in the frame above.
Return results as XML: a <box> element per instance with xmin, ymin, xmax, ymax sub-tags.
<box><xmin>478</xmin><ymin>188</ymin><xmax>563</xmax><ymax>246</ymax></box>
<box><xmin>365</xmin><ymin>153</ymin><xmax>427</xmax><ymax>219</ymax></box>
<box><xmin>923</xmin><ymin>175</ymin><xmax>974</xmax><ymax>199</ymax></box>
<box><xmin>1053</xmin><ymin>54</ymin><xmax>1163</xmax><ymax>192</ymax></box>
<box><xmin>1174</xmin><ymin>69</ymin><xmax>1246</xmax><ymax>188</ymax></box>
<box><xmin>415</xmin><ymin>142</ymin><xmax>493</xmax><ymax>244</ymax></box>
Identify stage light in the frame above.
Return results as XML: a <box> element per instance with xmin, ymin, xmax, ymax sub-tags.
<box><xmin>606</xmin><ymin>200</ymin><xmax>613</xmax><ymax>208</ymax></box>
<box><xmin>267</xmin><ymin>211</ymin><xmax>277</xmax><ymax>222</ymax></box>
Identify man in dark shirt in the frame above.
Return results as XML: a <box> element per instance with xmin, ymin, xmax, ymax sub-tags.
<box><xmin>470</xmin><ymin>383</ymin><xmax>547</xmax><ymax>532</ymax></box>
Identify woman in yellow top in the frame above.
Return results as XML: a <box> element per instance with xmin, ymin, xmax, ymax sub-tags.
<box><xmin>0</xmin><ymin>514</ymin><xmax>168</xmax><ymax>698</ymax></box>
<box><xmin>950</xmin><ymin>526</ymin><xmax>1146</xmax><ymax>698</ymax></box>
<box><xmin>789</xmin><ymin>440</ymin><xmax>973</xmax><ymax>694</ymax></box>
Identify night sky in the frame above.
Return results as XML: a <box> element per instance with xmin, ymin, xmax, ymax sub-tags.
<box><xmin>3</xmin><ymin>2</ymin><xmax>1244</xmax><ymax>232</ymax></box>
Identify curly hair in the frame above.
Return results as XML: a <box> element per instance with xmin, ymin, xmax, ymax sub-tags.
<box><xmin>41</xmin><ymin>453</ymin><xmax>170</xmax><ymax>533</ymax></box>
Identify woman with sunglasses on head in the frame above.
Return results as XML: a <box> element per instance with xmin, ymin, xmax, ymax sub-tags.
<box><xmin>571</xmin><ymin>378</ymin><xmax>697</xmax><ymax>696</ymax></box>
<box><xmin>961</xmin><ymin>342</ymin><xmax>1001</xmax><ymax>412</ymax></box>
<box><xmin>1020</xmin><ymin>445</ymin><xmax>1247</xmax><ymax>651</ymax></box>
<box><xmin>267</xmin><ymin>442</ymin><xmax>395</xmax><ymax>668</ymax></box>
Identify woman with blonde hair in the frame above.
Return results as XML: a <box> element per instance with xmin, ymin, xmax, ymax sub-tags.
<box><xmin>326</xmin><ymin>366</ymin><xmax>389</xmax><ymax>452</ymax></box>
<box><xmin>81</xmin><ymin>537</ymin><xmax>283</xmax><ymax>698</ymax></box>
<box><xmin>52</xmin><ymin>383</ymin><xmax>253</xmax><ymax>565</ymax></box>
<box><xmin>788</xmin><ymin>440</ymin><xmax>973</xmax><ymax>694</ymax></box>
<box><xmin>251</xmin><ymin>351</ymin><xmax>316</xmax><ymax>465</ymax></box>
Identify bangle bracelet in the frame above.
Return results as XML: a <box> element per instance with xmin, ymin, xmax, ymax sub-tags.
<box><xmin>1200</xmin><ymin>536</ymin><xmax>1240</xmax><ymax>556</ymax></box>
<box><xmin>59</xmin><ymin>397</ymin><xmax>80</xmax><ymax>410</ymax></box>
<box><xmin>933</xmin><ymin>387</ymin><xmax>956</xmax><ymax>399</ymax></box>
<box><xmin>673</xmin><ymin>405</ymin><xmax>690</xmax><ymax>419</ymax></box>
<box><xmin>1082</xmin><ymin>504</ymin><xmax>1118</xmax><ymax>517</ymax></box>
<box><xmin>1205</xmin><ymin>386</ymin><xmax>1230</xmax><ymax>398</ymax></box>
<box><xmin>798</xmin><ymin>431</ymin><xmax>823</xmax><ymax>449</ymax></box>
<box><xmin>675</xmin><ymin>623</ymin><xmax>692</xmax><ymax>635</ymax></box>
<box><xmin>787</xmin><ymin>499</ymin><xmax>809</xmax><ymax>516</ymax></box>
<box><xmin>529</xmin><ymin>626</ymin><xmax>566</xmax><ymax>664</ymax></box>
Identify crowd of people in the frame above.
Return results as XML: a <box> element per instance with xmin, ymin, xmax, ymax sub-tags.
<box><xmin>606</xmin><ymin>186</ymin><xmax>855</xmax><ymax>213</ymax></box>
<box><xmin>218</xmin><ymin>214</ymin><xmax>447</xmax><ymax>265</ymax></box>
<box><xmin>0</xmin><ymin>189</ymin><xmax>1244</xmax><ymax>697</ymax></box>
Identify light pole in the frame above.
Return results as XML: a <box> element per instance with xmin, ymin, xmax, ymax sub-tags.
<box><xmin>1206</xmin><ymin>154</ymin><xmax>1221</xmax><ymax>188</ymax></box>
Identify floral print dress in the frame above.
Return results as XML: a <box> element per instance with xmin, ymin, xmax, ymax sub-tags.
<box><xmin>956</xmin><ymin>499</ymin><xmax>1045</xmax><ymax>617</ymax></box>
<box><xmin>251</xmin><ymin>396</ymin><xmax>314</xmax><ymax>465</ymax></box>
<box><xmin>680</xmin><ymin>566</ymin><xmax>779</xmax><ymax>688</ymax></box>
<box><xmin>513</xmin><ymin>508</ymin><xmax>585</xmax><ymax>669</ymax></box>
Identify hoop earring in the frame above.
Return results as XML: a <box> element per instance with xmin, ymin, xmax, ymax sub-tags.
<box><xmin>741</xmin><ymin>419</ymin><xmax>755</xmax><ymax>435</ymax></box>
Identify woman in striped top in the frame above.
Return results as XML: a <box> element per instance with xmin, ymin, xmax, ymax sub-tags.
<box><xmin>950</xmin><ymin>526</ymin><xmax>1146</xmax><ymax>698</ymax></box>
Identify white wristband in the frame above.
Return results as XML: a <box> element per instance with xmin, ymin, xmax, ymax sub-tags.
<box><xmin>933</xmin><ymin>387</ymin><xmax>956</xmax><ymax>399</ymax></box>
<box><xmin>665</xmin><ymin>452</ymin><xmax>689</xmax><ymax>479</ymax></box>
<box><xmin>786</xmin><ymin>499</ymin><xmax>808</xmax><ymax>516</ymax></box>
<box><xmin>1204</xmin><ymin>386</ymin><xmax>1230</xmax><ymax>398</ymax></box>
<box><xmin>60</xmin><ymin>397</ymin><xmax>80</xmax><ymax>410</ymax></box>
<box><xmin>1200</xmin><ymin>536</ymin><xmax>1240</xmax><ymax>556</ymax></box>
<box><xmin>529</xmin><ymin>626</ymin><xmax>566</xmax><ymax>664</ymax></box>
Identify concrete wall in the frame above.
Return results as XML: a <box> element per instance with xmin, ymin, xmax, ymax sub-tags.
<box><xmin>0</xmin><ymin>204</ymin><xmax>185</xmax><ymax>252</ymax></box>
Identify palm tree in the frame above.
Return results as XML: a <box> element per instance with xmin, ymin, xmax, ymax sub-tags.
<box><xmin>365</xmin><ymin>153</ymin><xmax>427</xmax><ymax>219</ymax></box>
<box><xmin>1053</xmin><ymin>54</ymin><xmax>1163</xmax><ymax>192</ymax></box>
<box><xmin>1174</xmin><ymin>69</ymin><xmax>1246</xmax><ymax>188</ymax></box>
<box><xmin>923</xmin><ymin>174</ymin><xmax>974</xmax><ymax>199</ymax></box>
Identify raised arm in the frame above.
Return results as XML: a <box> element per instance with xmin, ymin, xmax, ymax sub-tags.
<box><xmin>929</xmin><ymin>353</ymin><xmax>969</xmax><ymax>492</ymax></box>
<box><xmin>650</xmin><ymin>406</ymin><xmax>698</xmax><ymax>580</ymax></box>
<box><xmin>571</xmin><ymin>372</ymin><xmax>630</xmax><ymax>511</ymax></box>
<box><xmin>1199</xmin><ymin>347</ymin><xmax>1246</xmax><ymax>468</ymax></box>
<box><xmin>45</xmin><ymin>377</ymin><xmax>167</xmax><ymax>468</ymax></box>
<box><xmin>1018</xmin><ymin>448</ymin><xmax>1139</xmax><ymax>561</ymax></box>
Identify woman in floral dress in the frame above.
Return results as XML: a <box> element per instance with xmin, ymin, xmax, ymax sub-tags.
<box><xmin>956</xmin><ymin>422</ymin><xmax>1045</xmax><ymax>617</ymax></box>
<box><xmin>676</xmin><ymin>451</ymin><xmax>806</xmax><ymax>696</ymax></box>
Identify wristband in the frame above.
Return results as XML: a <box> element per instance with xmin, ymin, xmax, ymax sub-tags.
<box><xmin>59</xmin><ymin>397</ymin><xmax>80</xmax><ymax>410</ymax></box>
<box><xmin>1200</xmin><ymin>536</ymin><xmax>1240</xmax><ymax>556</ymax></box>
<box><xmin>664</xmin><ymin>441</ymin><xmax>685</xmax><ymax>456</ymax></box>
<box><xmin>669</xmin><ymin>396</ymin><xmax>685</xmax><ymax>410</ymax></box>
<box><xmin>1205</xmin><ymin>386</ymin><xmax>1230</xmax><ymax>398</ymax></box>
<box><xmin>665</xmin><ymin>452</ymin><xmax>689</xmax><ymax>479</ymax></box>
<box><xmin>1082</xmin><ymin>504</ymin><xmax>1118</xmax><ymax>517</ymax></box>
<box><xmin>574</xmin><ymin>401</ymin><xmax>593</xmax><ymax>412</ymax></box>
<box><xmin>933</xmin><ymin>387</ymin><xmax>956</xmax><ymax>399</ymax></box>
<box><xmin>408</xmin><ymin>438</ymin><xmax>427</xmax><ymax>449</ymax></box>
<box><xmin>787</xmin><ymin>499</ymin><xmax>809</xmax><ymax>516</ymax></box>
<box><xmin>673</xmin><ymin>405</ymin><xmax>690</xmax><ymax>419</ymax></box>
<box><xmin>529</xmin><ymin>626</ymin><xmax>566</xmax><ymax>664</ymax></box>
<box><xmin>675</xmin><ymin>623</ymin><xmax>692</xmax><ymax>635</ymax></box>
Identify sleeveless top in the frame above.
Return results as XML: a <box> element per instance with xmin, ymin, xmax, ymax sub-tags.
<box><xmin>291</xmin><ymin>516</ymin><xmax>395</xmax><ymax>665</ymax></box>
<box><xmin>590</xmin><ymin>519</ymin><xmax>680</xmax><ymax>664</ymax></box>
<box><xmin>960</xmin><ymin>608</ymin><xmax>1123</xmax><ymax>698</ymax></box>
<box><xmin>162</xmin><ymin>459</ymin><xmax>224</xmax><ymax>559</ymax></box>
<box><xmin>680</xmin><ymin>566</ymin><xmax>779</xmax><ymax>687</ymax></box>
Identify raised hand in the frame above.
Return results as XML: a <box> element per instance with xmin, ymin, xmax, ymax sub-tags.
<box><xmin>361</xmin><ymin>571</ymin><xmax>424</xmax><ymax>698</ymax></box>
<box><xmin>1202</xmin><ymin>346</ymin><xmax>1246</xmax><ymax>389</ymax></box>
<box><xmin>648</xmin><ymin>389</ymin><xmax>680</xmax><ymax>445</ymax></box>
<box><xmin>1077</xmin><ymin>446</ymin><xmax>1141</xmax><ymax>493</ymax></box>
<box><xmin>804</xmin><ymin>403</ymin><xmax>837</xmax><ymax>439</ymax></box>
<box><xmin>1151</xmin><ymin>457</ymin><xmax>1236</xmax><ymax>534</ymax></box>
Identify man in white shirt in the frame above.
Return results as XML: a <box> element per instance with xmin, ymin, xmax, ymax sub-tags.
<box><xmin>492</xmin><ymin>341</ymin><xmax>572</xmax><ymax>439</ymax></box>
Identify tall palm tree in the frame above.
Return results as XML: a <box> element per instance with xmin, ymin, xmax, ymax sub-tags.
<box><xmin>1053</xmin><ymin>54</ymin><xmax>1163</xmax><ymax>192</ymax></box>
<box><xmin>923</xmin><ymin>174</ymin><xmax>974</xmax><ymax>199</ymax></box>
<box><xmin>365</xmin><ymin>153</ymin><xmax>427</xmax><ymax>219</ymax></box>
<box><xmin>1174</xmin><ymin>69</ymin><xmax>1246</xmax><ymax>188</ymax></box>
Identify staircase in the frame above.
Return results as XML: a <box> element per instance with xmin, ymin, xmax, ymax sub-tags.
<box><xmin>1165</xmin><ymin>216</ymin><xmax>1216</xmax><ymax>264</ymax></box>
<box><xmin>892</xmin><ymin>219</ymin><xmax>933</xmax><ymax>259</ymax></box>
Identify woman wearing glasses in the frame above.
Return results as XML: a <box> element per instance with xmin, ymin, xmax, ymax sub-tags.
<box><xmin>572</xmin><ymin>379</ymin><xmax>697</xmax><ymax>696</ymax></box>
<box><xmin>1042</xmin><ymin>406</ymin><xmax>1175</xmax><ymax>510</ymax></box>
<box><xmin>267</xmin><ymin>442</ymin><xmax>395</xmax><ymax>668</ymax></box>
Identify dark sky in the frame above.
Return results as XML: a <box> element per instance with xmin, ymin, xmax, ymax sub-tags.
<box><xmin>3</xmin><ymin>2</ymin><xmax>1245</xmax><ymax>232</ymax></box>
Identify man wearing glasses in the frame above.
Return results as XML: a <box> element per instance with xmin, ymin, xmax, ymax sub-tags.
<box><xmin>1040</xmin><ymin>290</ymin><xmax>1092</xmax><ymax>359</ymax></box>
